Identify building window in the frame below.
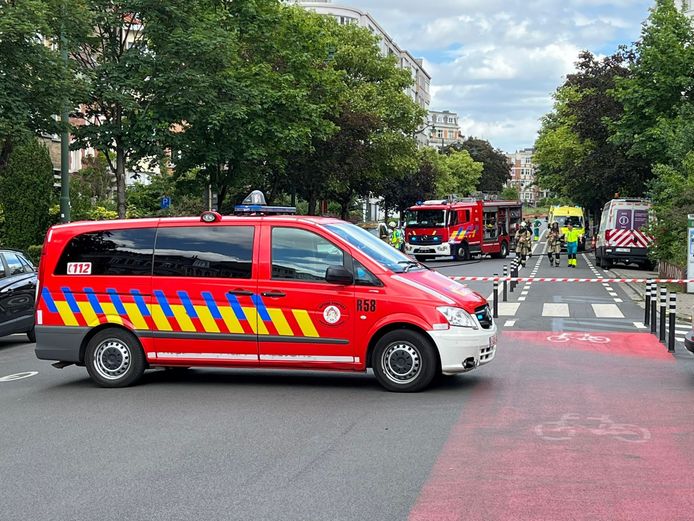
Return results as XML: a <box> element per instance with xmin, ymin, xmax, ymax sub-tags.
<box><xmin>436</xmin><ymin>130</ymin><xmax>444</xmax><ymax>138</ymax></box>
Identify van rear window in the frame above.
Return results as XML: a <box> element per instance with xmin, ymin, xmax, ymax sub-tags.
<box><xmin>55</xmin><ymin>228</ymin><xmax>156</xmax><ymax>276</ymax></box>
<box><xmin>153</xmin><ymin>226</ymin><xmax>254</xmax><ymax>279</ymax></box>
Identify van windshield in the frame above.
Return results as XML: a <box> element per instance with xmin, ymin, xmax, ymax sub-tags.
<box><xmin>404</xmin><ymin>209</ymin><xmax>446</xmax><ymax>228</ymax></box>
<box><xmin>555</xmin><ymin>216</ymin><xmax>583</xmax><ymax>228</ymax></box>
<box><xmin>324</xmin><ymin>223</ymin><xmax>423</xmax><ymax>273</ymax></box>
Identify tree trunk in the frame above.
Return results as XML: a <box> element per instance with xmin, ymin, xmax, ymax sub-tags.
<box><xmin>307</xmin><ymin>193</ymin><xmax>317</xmax><ymax>216</ymax></box>
<box><xmin>116</xmin><ymin>143</ymin><xmax>127</xmax><ymax>219</ymax></box>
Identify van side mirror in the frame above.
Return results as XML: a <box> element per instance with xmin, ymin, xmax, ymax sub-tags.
<box><xmin>325</xmin><ymin>266</ymin><xmax>354</xmax><ymax>285</ymax></box>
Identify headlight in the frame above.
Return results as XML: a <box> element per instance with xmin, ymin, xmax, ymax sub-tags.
<box><xmin>437</xmin><ymin>306</ymin><xmax>478</xmax><ymax>329</ymax></box>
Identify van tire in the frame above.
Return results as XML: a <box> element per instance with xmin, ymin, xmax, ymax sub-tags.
<box><xmin>85</xmin><ymin>328</ymin><xmax>146</xmax><ymax>388</ymax></box>
<box><xmin>26</xmin><ymin>326</ymin><xmax>36</xmax><ymax>343</ymax></box>
<box><xmin>372</xmin><ymin>330</ymin><xmax>437</xmax><ymax>392</ymax></box>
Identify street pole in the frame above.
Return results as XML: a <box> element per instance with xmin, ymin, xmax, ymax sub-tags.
<box><xmin>59</xmin><ymin>5</ymin><xmax>70</xmax><ymax>223</ymax></box>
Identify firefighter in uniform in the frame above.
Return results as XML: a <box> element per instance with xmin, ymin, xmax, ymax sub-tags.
<box><xmin>514</xmin><ymin>222</ymin><xmax>532</xmax><ymax>267</ymax></box>
<box><xmin>547</xmin><ymin>222</ymin><xmax>563</xmax><ymax>267</ymax></box>
<box><xmin>564</xmin><ymin>222</ymin><xmax>581</xmax><ymax>268</ymax></box>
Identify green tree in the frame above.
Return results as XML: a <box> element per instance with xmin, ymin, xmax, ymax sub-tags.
<box><xmin>611</xmin><ymin>0</ymin><xmax>694</xmax><ymax>165</ymax></box>
<box><xmin>0</xmin><ymin>0</ymin><xmax>74</xmax><ymax>172</ymax></box>
<box><xmin>288</xmin><ymin>17</ymin><xmax>425</xmax><ymax>218</ymax></box>
<box><xmin>500</xmin><ymin>186</ymin><xmax>519</xmax><ymax>201</ymax></box>
<box><xmin>448</xmin><ymin>137</ymin><xmax>510</xmax><ymax>192</ymax></box>
<box><xmin>0</xmin><ymin>139</ymin><xmax>55</xmax><ymax>249</ymax></box>
<box><xmin>152</xmin><ymin>1</ymin><xmax>342</xmax><ymax>212</ymax></box>
<box><xmin>534</xmin><ymin>51</ymin><xmax>650</xmax><ymax>215</ymax></box>
<box><xmin>436</xmin><ymin>149</ymin><xmax>483</xmax><ymax>196</ymax></box>
<box><xmin>65</xmin><ymin>2</ymin><xmax>151</xmax><ymax>218</ymax></box>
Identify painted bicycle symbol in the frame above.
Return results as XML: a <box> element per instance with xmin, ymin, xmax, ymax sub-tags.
<box><xmin>546</xmin><ymin>332</ymin><xmax>610</xmax><ymax>344</ymax></box>
<box><xmin>534</xmin><ymin>413</ymin><xmax>650</xmax><ymax>443</ymax></box>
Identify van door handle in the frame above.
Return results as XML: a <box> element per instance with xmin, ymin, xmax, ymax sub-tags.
<box><xmin>261</xmin><ymin>291</ymin><xmax>286</xmax><ymax>298</ymax></box>
<box><xmin>227</xmin><ymin>289</ymin><xmax>254</xmax><ymax>296</ymax></box>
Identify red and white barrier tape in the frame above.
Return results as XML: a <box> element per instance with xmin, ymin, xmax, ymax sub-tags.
<box><xmin>449</xmin><ymin>277</ymin><xmax>694</xmax><ymax>284</ymax></box>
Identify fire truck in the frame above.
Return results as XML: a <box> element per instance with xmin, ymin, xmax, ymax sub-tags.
<box><xmin>404</xmin><ymin>197</ymin><xmax>523</xmax><ymax>261</ymax></box>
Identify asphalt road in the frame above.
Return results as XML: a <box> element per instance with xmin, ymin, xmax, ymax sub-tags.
<box><xmin>2</xmin><ymin>232</ymin><xmax>693</xmax><ymax>520</ymax></box>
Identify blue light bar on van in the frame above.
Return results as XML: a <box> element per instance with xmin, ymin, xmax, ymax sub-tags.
<box><xmin>233</xmin><ymin>204</ymin><xmax>297</xmax><ymax>215</ymax></box>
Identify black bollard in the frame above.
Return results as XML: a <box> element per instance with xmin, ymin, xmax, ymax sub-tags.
<box><xmin>502</xmin><ymin>265</ymin><xmax>508</xmax><ymax>302</ymax></box>
<box><xmin>493</xmin><ymin>274</ymin><xmax>499</xmax><ymax>319</ymax></box>
<box><xmin>644</xmin><ymin>279</ymin><xmax>652</xmax><ymax>327</ymax></box>
<box><xmin>659</xmin><ymin>286</ymin><xmax>667</xmax><ymax>342</ymax></box>
<box><xmin>650</xmin><ymin>287</ymin><xmax>657</xmax><ymax>335</ymax></box>
<box><xmin>668</xmin><ymin>292</ymin><xmax>677</xmax><ymax>352</ymax></box>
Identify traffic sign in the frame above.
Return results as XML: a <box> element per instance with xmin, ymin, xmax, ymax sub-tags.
<box><xmin>161</xmin><ymin>196</ymin><xmax>171</xmax><ymax>209</ymax></box>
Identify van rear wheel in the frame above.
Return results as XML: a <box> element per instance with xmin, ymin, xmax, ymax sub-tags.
<box><xmin>85</xmin><ymin>328</ymin><xmax>145</xmax><ymax>388</ymax></box>
<box><xmin>373</xmin><ymin>330</ymin><xmax>437</xmax><ymax>392</ymax></box>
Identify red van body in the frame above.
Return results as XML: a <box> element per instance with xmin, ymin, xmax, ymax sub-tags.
<box><xmin>35</xmin><ymin>214</ymin><xmax>497</xmax><ymax>391</ymax></box>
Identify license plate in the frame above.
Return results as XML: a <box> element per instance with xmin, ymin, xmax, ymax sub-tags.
<box><xmin>489</xmin><ymin>335</ymin><xmax>497</xmax><ymax>347</ymax></box>
<box><xmin>616</xmin><ymin>248</ymin><xmax>630</xmax><ymax>253</ymax></box>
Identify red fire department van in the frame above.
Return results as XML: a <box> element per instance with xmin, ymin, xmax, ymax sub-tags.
<box><xmin>34</xmin><ymin>199</ymin><xmax>497</xmax><ymax>392</ymax></box>
<box><xmin>404</xmin><ymin>197</ymin><xmax>523</xmax><ymax>261</ymax></box>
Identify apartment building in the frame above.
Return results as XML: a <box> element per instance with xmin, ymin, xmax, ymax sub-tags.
<box><xmin>506</xmin><ymin>148</ymin><xmax>550</xmax><ymax>206</ymax></box>
<box><xmin>427</xmin><ymin>110</ymin><xmax>461</xmax><ymax>151</ymax></box>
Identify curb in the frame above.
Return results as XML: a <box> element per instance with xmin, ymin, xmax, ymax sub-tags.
<box><xmin>610</xmin><ymin>268</ymin><xmax>693</xmax><ymax>323</ymax></box>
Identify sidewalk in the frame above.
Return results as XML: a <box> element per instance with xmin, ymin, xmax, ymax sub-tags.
<box><xmin>610</xmin><ymin>266</ymin><xmax>694</xmax><ymax>323</ymax></box>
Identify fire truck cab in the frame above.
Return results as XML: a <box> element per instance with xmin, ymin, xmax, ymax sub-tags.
<box><xmin>404</xmin><ymin>197</ymin><xmax>523</xmax><ymax>262</ymax></box>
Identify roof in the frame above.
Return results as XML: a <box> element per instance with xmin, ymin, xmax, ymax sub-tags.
<box><xmin>49</xmin><ymin>214</ymin><xmax>345</xmax><ymax>233</ymax></box>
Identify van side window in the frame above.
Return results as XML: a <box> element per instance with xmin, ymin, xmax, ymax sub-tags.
<box><xmin>354</xmin><ymin>259</ymin><xmax>382</xmax><ymax>287</ymax></box>
<box><xmin>154</xmin><ymin>226</ymin><xmax>254</xmax><ymax>279</ymax></box>
<box><xmin>464</xmin><ymin>210</ymin><xmax>471</xmax><ymax>222</ymax></box>
<box><xmin>272</xmin><ymin>228</ymin><xmax>344</xmax><ymax>281</ymax></box>
<box><xmin>55</xmin><ymin>228</ymin><xmax>156</xmax><ymax>276</ymax></box>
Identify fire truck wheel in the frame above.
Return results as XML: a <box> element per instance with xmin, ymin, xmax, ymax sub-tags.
<box><xmin>85</xmin><ymin>328</ymin><xmax>146</xmax><ymax>388</ymax></box>
<box><xmin>373</xmin><ymin>330</ymin><xmax>437</xmax><ymax>392</ymax></box>
<box><xmin>456</xmin><ymin>243</ymin><xmax>470</xmax><ymax>261</ymax></box>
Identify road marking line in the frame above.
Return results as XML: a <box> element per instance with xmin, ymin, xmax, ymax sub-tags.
<box><xmin>518</xmin><ymin>297</ymin><xmax>526</xmax><ymax>302</ymax></box>
<box><xmin>614</xmin><ymin>298</ymin><xmax>623</xmax><ymax>303</ymax></box>
<box><xmin>592</xmin><ymin>304</ymin><xmax>624</xmax><ymax>318</ymax></box>
<box><xmin>676</xmin><ymin>337</ymin><xmax>685</xmax><ymax>342</ymax></box>
<box><xmin>634</xmin><ymin>322</ymin><xmax>647</xmax><ymax>329</ymax></box>
<box><xmin>675</xmin><ymin>324</ymin><xmax>691</xmax><ymax>330</ymax></box>
<box><xmin>504</xmin><ymin>320</ymin><xmax>516</xmax><ymax>327</ymax></box>
<box><xmin>542</xmin><ymin>303</ymin><xmax>570</xmax><ymax>317</ymax></box>
<box><xmin>608</xmin><ymin>292</ymin><xmax>618</xmax><ymax>298</ymax></box>
<box><xmin>498</xmin><ymin>303</ymin><xmax>521</xmax><ymax>316</ymax></box>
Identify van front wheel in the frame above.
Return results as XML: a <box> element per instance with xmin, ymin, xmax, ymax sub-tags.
<box><xmin>85</xmin><ymin>328</ymin><xmax>146</xmax><ymax>388</ymax></box>
<box><xmin>373</xmin><ymin>330</ymin><xmax>437</xmax><ymax>392</ymax></box>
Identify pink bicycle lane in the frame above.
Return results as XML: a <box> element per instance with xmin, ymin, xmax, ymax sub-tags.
<box><xmin>409</xmin><ymin>331</ymin><xmax>694</xmax><ymax>521</ymax></box>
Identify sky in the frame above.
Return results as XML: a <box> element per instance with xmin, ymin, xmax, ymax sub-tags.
<box><xmin>340</xmin><ymin>0</ymin><xmax>655</xmax><ymax>153</ymax></box>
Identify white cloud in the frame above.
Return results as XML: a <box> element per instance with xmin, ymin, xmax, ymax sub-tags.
<box><xmin>340</xmin><ymin>0</ymin><xmax>654</xmax><ymax>151</ymax></box>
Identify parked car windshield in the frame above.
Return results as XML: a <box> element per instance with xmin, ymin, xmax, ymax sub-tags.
<box><xmin>324</xmin><ymin>223</ymin><xmax>422</xmax><ymax>273</ymax></box>
<box><xmin>404</xmin><ymin>209</ymin><xmax>446</xmax><ymax>228</ymax></box>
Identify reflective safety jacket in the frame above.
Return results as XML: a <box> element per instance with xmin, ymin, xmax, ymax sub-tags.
<box><xmin>564</xmin><ymin>228</ymin><xmax>581</xmax><ymax>243</ymax></box>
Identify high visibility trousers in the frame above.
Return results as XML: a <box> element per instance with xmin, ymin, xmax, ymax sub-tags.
<box><xmin>566</xmin><ymin>242</ymin><xmax>578</xmax><ymax>266</ymax></box>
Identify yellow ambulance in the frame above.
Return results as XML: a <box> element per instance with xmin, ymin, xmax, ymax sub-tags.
<box><xmin>548</xmin><ymin>206</ymin><xmax>586</xmax><ymax>251</ymax></box>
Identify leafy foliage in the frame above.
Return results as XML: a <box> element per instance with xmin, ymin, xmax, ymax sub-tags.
<box><xmin>0</xmin><ymin>139</ymin><xmax>55</xmax><ymax>250</ymax></box>
<box><xmin>0</xmin><ymin>0</ymin><xmax>73</xmax><ymax>171</ymax></box>
<box><xmin>448</xmin><ymin>137</ymin><xmax>510</xmax><ymax>193</ymax></box>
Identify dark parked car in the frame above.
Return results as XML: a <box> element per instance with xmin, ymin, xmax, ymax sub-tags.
<box><xmin>0</xmin><ymin>250</ymin><xmax>37</xmax><ymax>342</ymax></box>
